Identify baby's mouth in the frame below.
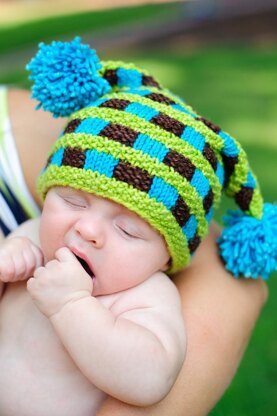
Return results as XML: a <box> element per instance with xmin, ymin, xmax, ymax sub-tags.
<box><xmin>74</xmin><ymin>255</ymin><xmax>95</xmax><ymax>279</ymax></box>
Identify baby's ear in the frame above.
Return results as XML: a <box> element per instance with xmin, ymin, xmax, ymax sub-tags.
<box><xmin>160</xmin><ymin>258</ymin><xmax>172</xmax><ymax>273</ymax></box>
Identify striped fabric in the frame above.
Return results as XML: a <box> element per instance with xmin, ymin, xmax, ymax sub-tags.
<box><xmin>0</xmin><ymin>86</ymin><xmax>40</xmax><ymax>235</ymax></box>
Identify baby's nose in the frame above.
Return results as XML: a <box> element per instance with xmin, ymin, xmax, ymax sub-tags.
<box><xmin>74</xmin><ymin>216</ymin><xmax>105</xmax><ymax>247</ymax></box>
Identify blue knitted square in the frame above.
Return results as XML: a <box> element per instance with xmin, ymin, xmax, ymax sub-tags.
<box><xmin>125</xmin><ymin>102</ymin><xmax>159</xmax><ymax>121</ymax></box>
<box><xmin>182</xmin><ymin>215</ymin><xmax>197</xmax><ymax>240</ymax></box>
<box><xmin>149</xmin><ymin>176</ymin><xmax>178</xmax><ymax>209</ymax></box>
<box><xmin>84</xmin><ymin>149</ymin><xmax>119</xmax><ymax>177</ymax></box>
<box><xmin>191</xmin><ymin>169</ymin><xmax>210</xmax><ymax>198</ymax></box>
<box><xmin>117</xmin><ymin>68</ymin><xmax>142</xmax><ymax>88</ymax></box>
<box><xmin>75</xmin><ymin>118</ymin><xmax>109</xmax><ymax>135</ymax></box>
<box><xmin>51</xmin><ymin>148</ymin><xmax>65</xmax><ymax>167</ymax></box>
<box><xmin>181</xmin><ymin>126</ymin><xmax>205</xmax><ymax>152</ymax></box>
<box><xmin>133</xmin><ymin>133</ymin><xmax>168</xmax><ymax>161</ymax></box>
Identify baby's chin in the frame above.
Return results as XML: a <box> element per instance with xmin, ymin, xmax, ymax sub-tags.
<box><xmin>91</xmin><ymin>280</ymin><xmax>124</xmax><ymax>297</ymax></box>
<box><xmin>91</xmin><ymin>281</ymin><xmax>110</xmax><ymax>297</ymax></box>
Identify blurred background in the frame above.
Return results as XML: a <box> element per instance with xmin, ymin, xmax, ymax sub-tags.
<box><xmin>0</xmin><ymin>0</ymin><xmax>276</xmax><ymax>414</ymax></box>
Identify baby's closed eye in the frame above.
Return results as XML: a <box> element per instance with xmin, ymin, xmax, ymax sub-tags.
<box><xmin>63</xmin><ymin>197</ymin><xmax>87</xmax><ymax>209</ymax></box>
<box><xmin>114</xmin><ymin>217</ymin><xmax>144</xmax><ymax>239</ymax></box>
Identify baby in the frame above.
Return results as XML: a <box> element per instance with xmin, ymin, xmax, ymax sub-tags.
<box><xmin>0</xmin><ymin>37</ymin><xmax>275</xmax><ymax>416</ymax></box>
<box><xmin>0</xmin><ymin>186</ymin><xmax>185</xmax><ymax>416</ymax></box>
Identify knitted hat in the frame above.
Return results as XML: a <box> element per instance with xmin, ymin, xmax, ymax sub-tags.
<box><xmin>27</xmin><ymin>37</ymin><xmax>276</xmax><ymax>277</ymax></box>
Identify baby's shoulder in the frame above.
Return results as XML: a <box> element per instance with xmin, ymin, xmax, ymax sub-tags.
<box><xmin>9</xmin><ymin>218</ymin><xmax>41</xmax><ymax>246</ymax></box>
<box><xmin>140</xmin><ymin>271</ymin><xmax>180</xmax><ymax>300</ymax></box>
<box><xmin>107</xmin><ymin>272</ymin><xmax>181</xmax><ymax>318</ymax></box>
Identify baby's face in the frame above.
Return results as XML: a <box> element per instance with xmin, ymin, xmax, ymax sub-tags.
<box><xmin>40</xmin><ymin>187</ymin><xmax>170</xmax><ymax>296</ymax></box>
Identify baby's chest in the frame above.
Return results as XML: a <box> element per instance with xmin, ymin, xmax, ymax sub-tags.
<box><xmin>0</xmin><ymin>284</ymin><xmax>74</xmax><ymax>367</ymax></box>
<box><xmin>0</xmin><ymin>285</ymin><xmax>105</xmax><ymax>416</ymax></box>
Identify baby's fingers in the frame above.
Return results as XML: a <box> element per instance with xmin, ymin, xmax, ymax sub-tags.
<box><xmin>10</xmin><ymin>243</ymin><xmax>43</xmax><ymax>281</ymax></box>
<box><xmin>0</xmin><ymin>237</ymin><xmax>44</xmax><ymax>282</ymax></box>
<box><xmin>0</xmin><ymin>252</ymin><xmax>33</xmax><ymax>282</ymax></box>
<box><xmin>55</xmin><ymin>247</ymin><xmax>76</xmax><ymax>263</ymax></box>
<box><xmin>21</xmin><ymin>245</ymin><xmax>44</xmax><ymax>279</ymax></box>
<box><xmin>26</xmin><ymin>276</ymin><xmax>36</xmax><ymax>292</ymax></box>
<box><xmin>10</xmin><ymin>253</ymin><xmax>29</xmax><ymax>281</ymax></box>
<box><xmin>30</xmin><ymin>243</ymin><xmax>44</xmax><ymax>269</ymax></box>
<box><xmin>0</xmin><ymin>257</ymin><xmax>17</xmax><ymax>282</ymax></box>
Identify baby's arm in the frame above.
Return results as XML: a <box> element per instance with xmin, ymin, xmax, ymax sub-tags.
<box><xmin>0</xmin><ymin>219</ymin><xmax>43</xmax><ymax>283</ymax></box>
<box><xmin>27</xmin><ymin>248</ymin><xmax>186</xmax><ymax>406</ymax></box>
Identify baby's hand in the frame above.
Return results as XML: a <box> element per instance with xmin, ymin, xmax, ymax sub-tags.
<box><xmin>27</xmin><ymin>247</ymin><xmax>93</xmax><ymax>318</ymax></box>
<box><xmin>0</xmin><ymin>236</ymin><xmax>43</xmax><ymax>282</ymax></box>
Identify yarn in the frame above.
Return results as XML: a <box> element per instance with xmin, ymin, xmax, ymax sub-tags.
<box><xmin>26</xmin><ymin>37</ymin><xmax>111</xmax><ymax>117</ymax></box>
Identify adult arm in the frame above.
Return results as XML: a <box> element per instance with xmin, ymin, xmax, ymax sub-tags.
<box><xmin>97</xmin><ymin>221</ymin><xmax>268</xmax><ymax>415</ymax></box>
<box><xmin>8</xmin><ymin>89</ymin><xmax>64</xmax><ymax>207</ymax></box>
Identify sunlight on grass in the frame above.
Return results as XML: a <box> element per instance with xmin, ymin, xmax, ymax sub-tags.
<box><xmin>225</xmin><ymin>120</ymin><xmax>277</xmax><ymax>148</ymax></box>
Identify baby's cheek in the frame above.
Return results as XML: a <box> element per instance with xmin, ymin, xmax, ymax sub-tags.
<box><xmin>39</xmin><ymin>216</ymin><xmax>63</xmax><ymax>261</ymax></box>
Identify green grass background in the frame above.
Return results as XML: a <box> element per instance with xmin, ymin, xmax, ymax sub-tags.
<box><xmin>1</xmin><ymin>3</ymin><xmax>276</xmax><ymax>414</ymax></box>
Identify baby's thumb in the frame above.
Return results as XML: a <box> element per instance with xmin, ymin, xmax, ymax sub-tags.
<box><xmin>54</xmin><ymin>247</ymin><xmax>76</xmax><ymax>263</ymax></box>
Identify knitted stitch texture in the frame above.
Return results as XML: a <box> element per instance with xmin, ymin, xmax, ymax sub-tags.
<box><xmin>36</xmin><ymin>59</ymin><xmax>263</xmax><ymax>274</ymax></box>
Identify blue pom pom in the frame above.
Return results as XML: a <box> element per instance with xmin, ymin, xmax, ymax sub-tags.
<box><xmin>26</xmin><ymin>37</ymin><xmax>111</xmax><ymax>117</ymax></box>
<box><xmin>218</xmin><ymin>203</ymin><xmax>277</xmax><ymax>279</ymax></box>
